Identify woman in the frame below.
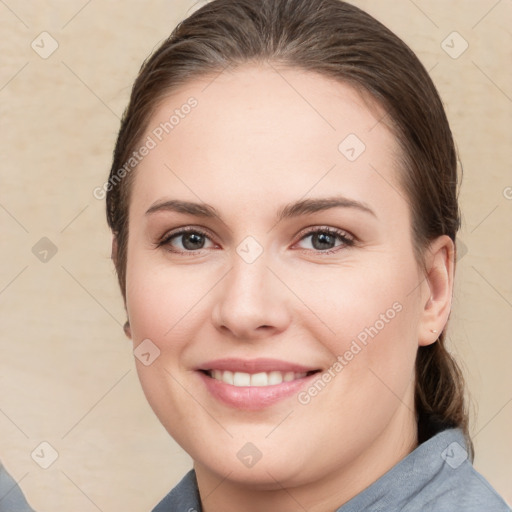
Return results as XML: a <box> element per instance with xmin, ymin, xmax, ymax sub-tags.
<box><xmin>105</xmin><ymin>0</ymin><xmax>510</xmax><ymax>510</ymax></box>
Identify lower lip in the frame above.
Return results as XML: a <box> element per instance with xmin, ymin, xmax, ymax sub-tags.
<box><xmin>197</xmin><ymin>371</ymin><xmax>318</xmax><ymax>410</ymax></box>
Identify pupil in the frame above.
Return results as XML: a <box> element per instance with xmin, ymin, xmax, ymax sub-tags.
<box><xmin>313</xmin><ymin>232</ymin><xmax>335</xmax><ymax>250</ymax></box>
<box><xmin>183</xmin><ymin>233</ymin><xmax>204</xmax><ymax>250</ymax></box>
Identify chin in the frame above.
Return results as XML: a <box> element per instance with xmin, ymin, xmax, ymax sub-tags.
<box><xmin>189</xmin><ymin>436</ymin><xmax>316</xmax><ymax>488</ymax></box>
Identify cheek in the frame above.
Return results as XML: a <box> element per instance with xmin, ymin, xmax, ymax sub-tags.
<box><xmin>289</xmin><ymin>256</ymin><xmax>420</xmax><ymax>348</ymax></box>
<box><xmin>124</xmin><ymin>255</ymin><xmax>210</xmax><ymax>439</ymax></box>
<box><xmin>125</xmin><ymin>252</ymin><xmax>210</xmax><ymax>346</ymax></box>
<box><xmin>292</xmin><ymin>256</ymin><xmax>421</xmax><ymax>405</ymax></box>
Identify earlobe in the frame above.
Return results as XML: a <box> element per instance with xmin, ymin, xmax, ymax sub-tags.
<box><xmin>418</xmin><ymin>235</ymin><xmax>455</xmax><ymax>347</ymax></box>
<box><xmin>112</xmin><ymin>235</ymin><xmax>131</xmax><ymax>339</ymax></box>
<box><xmin>123</xmin><ymin>320</ymin><xmax>132</xmax><ymax>339</ymax></box>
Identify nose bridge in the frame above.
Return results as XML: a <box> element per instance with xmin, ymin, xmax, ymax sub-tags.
<box><xmin>212</xmin><ymin>244</ymin><xmax>290</xmax><ymax>338</ymax></box>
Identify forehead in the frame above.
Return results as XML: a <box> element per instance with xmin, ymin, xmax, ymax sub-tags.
<box><xmin>130</xmin><ymin>63</ymin><xmax>404</xmax><ymax>219</ymax></box>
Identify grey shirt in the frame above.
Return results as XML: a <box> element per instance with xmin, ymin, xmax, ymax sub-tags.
<box><xmin>152</xmin><ymin>428</ymin><xmax>511</xmax><ymax>511</ymax></box>
<box><xmin>0</xmin><ymin>463</ymin><xmax>35</xmax><ymax>512</ymax></box>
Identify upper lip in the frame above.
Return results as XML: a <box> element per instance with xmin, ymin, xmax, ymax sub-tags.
<box><xmin>197</xmin><ymin>358</ymin><xmax>320</xmax><ymax>374</ymax></box>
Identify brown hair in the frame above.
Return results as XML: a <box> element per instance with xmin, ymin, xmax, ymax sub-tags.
<box><xmin>106</xmin><ymin>0</ymin><xmax>472</xmax><ymax>456</ymax></box>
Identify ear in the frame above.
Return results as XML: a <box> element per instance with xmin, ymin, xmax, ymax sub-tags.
<box><xmin>111</xmin><ymin>234</ymin><xmax>132</xmax><ymax>339</ymax></box>
<box><xmin>111</xmin><ymin>234</ymin><xmax>119</xmax><ymax>268</ymax></box>
<box><xmin>123</xmin><ymin>321</ymin><xmax>132</xmax><ymax>339</ymax></box>
<box><xmin>418</xmin><ymin>235</ymin><xmax>455</xmax><ymax>347</ymax></box>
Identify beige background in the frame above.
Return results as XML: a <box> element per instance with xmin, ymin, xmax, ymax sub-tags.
<box><xmin>0</xmin><ymin>0</ymin><xmax>511</xmax><ymax>510</ymax></box>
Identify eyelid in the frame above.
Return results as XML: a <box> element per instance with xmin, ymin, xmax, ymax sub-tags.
<box><xmin>158</xmin><ymin>225</ymin><xmax>215</xmax><ymax>243</ymax></box>
<box><xmin>156</xmin><ymin>225</ymin><xmax>218</xmax><ymax>252</ymax></box>
<box><xmin>157</xmin><ymin>224</ymin><xmax>356</xmax><ymax>254</ymax></box>
<box><xmin>295</xmin><ymin>225</ymin><xmax>355</xmax><ymax>242</ymax></box>
<box><xmin>292</xmin><ymin>225</ymin><xmax>356</xmax><ymax>254</ymax></box>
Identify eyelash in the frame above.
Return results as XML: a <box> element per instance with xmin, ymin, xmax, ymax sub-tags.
<box><xmin>156</xmin><ymin>226</ymin><xmax>355</xmax><ymax>256</ymax></box>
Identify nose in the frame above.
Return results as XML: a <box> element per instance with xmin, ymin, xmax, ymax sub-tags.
<box><xmin>211</xmin><ymin>252</ymin><xmax>292</xmax><ymax>341</ymax></box>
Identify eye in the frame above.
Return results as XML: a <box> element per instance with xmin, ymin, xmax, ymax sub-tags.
<box><xmin>157</xmin><ymin>226</ymin><xmax>355</xmax><ymax>255</ymax></box>
<box><xmin>158</xmin><ymin>227</ymin><xmax>216</xmax><ymax>254</ymax></box>
<box><xmin>295</xmin><ymin>227</ymin><xmax>355</xmax><ymax>254</ymax></box>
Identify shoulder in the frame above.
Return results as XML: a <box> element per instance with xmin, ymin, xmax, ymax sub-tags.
<box><xmin>0</xmin><ymin>461</ymin><xmax>35</xmax><ymax>512</ymax></box>
<box><xmin>454</xmin><ymin>466</ymin><xmax>510</xmax><ymax>511</ymax></box>
<box><xmin>399</xmin><ymin>429</ymin><xmax>510</xmax><ymax>512</ymax></box>
<box><xmin>152</xmin><ymin>470</ymin><xmax>201</xmax><ymax>512</ymax></box>
<box><xmin>337</xmin><ymin>428</ymin><xmax>510</xmax><ymax>512</ymax></box>
<box><xmin>414</xmin><ymin>456</ymin><xmax>511</xmax><ymax>511</ymax></box>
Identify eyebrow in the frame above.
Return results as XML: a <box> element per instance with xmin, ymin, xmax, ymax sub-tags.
<box><xmin>145</xmin><ymin>196</ymin><xmax>376</xmax><ymax>221</ymax></box>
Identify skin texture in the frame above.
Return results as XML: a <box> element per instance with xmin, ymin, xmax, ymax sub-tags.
<box><xmin>117</xmin><ymin>63</ymin><xmax>454</xmax><ymax>512</ymax></box>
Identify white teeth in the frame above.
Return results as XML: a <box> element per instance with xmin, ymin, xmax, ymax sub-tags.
<box><xmin>209</xmin><ymin>370</ymin><xmax>308</xmax><ymax>387</ymax></box>
<box><xmin>250</xmin><ymin>372</ymin><xmax>268</xmax><ymax>386</ymax></box>
<box><xmin>268</xmin><ymin>371</ymin><xmax>283</xmax><ymax>385</ymax></box>
<box><xmin>283</xmin><ymin>372</ymin><xmax>295</xmax><ymax>382</ymax></box>
<box><xmin>233</xmin><ymin>372</ymin><xmax>251</xmax><ymax>386</ymax></box>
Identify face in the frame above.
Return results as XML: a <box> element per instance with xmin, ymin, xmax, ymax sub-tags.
<box><xmin>124</xmin><ymin>64</ymin><xmax>429</xmax><ymax>490</ymax></box>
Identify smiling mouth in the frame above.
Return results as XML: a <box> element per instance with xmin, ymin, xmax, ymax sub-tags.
<box><xmin>202</xmin><ymin>369</ymin><xmax>320</xmax><ymax>387</ymax></box>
